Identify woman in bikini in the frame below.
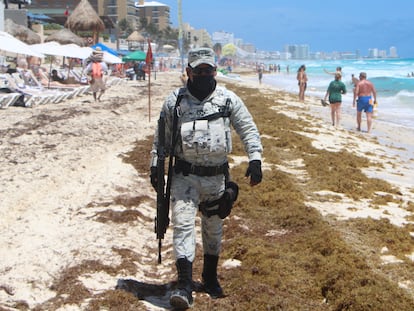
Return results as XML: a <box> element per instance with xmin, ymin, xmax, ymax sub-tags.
<box><xmin>297</xmin><ymin>64</ymin><xmax>308</xmax><ymax>102</ymax></box>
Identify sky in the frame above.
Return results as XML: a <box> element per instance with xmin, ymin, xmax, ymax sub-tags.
<box><xmin>159</xmin><ymin>0</ymin><xmax>414</xmax><ymax>58</ymax></box>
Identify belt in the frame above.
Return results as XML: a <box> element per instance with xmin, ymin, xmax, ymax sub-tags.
<box><xmin>175</xmin><ymin>159</ymin><xmax>228</xmax><ymax>177</ymax></box>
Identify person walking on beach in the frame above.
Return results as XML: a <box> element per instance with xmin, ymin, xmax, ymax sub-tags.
<box><xmin>324</xmin><ymin>72</ymin><xmax>347</xmax><ymax>127</ymax></box>
<box><xmin>85</xmin><ymin>48</ymin><xmax>108</xmax><ymax>102</ymax></box>
<box><xmin>353</xmin><ymin>72</ymin><xmax>377</xmax><ymax>133</ymax></box>
<box><xmin>258</xmin><ymin>64</ymin><xmax>264</xmax><ymax>84</ymax></box>
<box><xmin>150</xmin><ymin>47</ymin><xmax>263</xmax><ymax>309</ymax></box>
<box><xmin>297</xmin><ymin>64</ymin><xmax>308</xmax><ymax>102</ymax></box>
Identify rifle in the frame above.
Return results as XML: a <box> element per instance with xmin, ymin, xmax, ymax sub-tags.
<box><xmin>154</xmin><ymin>89</ymin><xmax>185</xmax><ymax>264</ymax></box>
<box><xmin>155</xmin><ymin>111</ymin><xmax>169</xmax><ymax>264</ymax></box>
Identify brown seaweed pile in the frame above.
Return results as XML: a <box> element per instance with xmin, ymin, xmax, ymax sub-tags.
<box><xmin>19</xmin><ymin>80</ymin><xmax>414</xmax><ymax>311</ymax></box>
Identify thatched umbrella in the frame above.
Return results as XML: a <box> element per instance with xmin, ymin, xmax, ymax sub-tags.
<box><xmin>64</xmin><ymin>0</ymin><xmax>105</xmax><ymax>45</ymax></box>
<box><xmin>127</xmin><ymin>31</ymin><xmax>145</xmax><ymax>42</ymax></box>
<box><xmin>45</xmin><ymin>28</ymin><xmax>85</xmax><ymax>46</ymax></box>
<box><xmin>126</xmin><ymin>31</ymin><xmax>145</xmax><ymax>50</ymax></box>
<box><xmin>5</xmin><ymin>19</ymin><xmax>41</xmax><ymax>44</ymax></box>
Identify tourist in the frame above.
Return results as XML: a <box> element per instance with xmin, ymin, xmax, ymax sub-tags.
<box><xmin>296</xmin><ymin>64</ymin><xmax>307</xmax><ymax>102</ymax></box>
<box><xmin>353</xmin><ymin>72</ymin><xmax>377</xmax><ymax>133</ymax></box>
<box><xmin>324</xmin><ymin>72</ymin><xmax>347</xmax><ymax>127</ymax></box>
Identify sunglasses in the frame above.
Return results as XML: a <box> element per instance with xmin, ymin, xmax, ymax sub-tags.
<box><xmin>191</xmin><ymin>66</ymin><xmax>216</xmax><ymax>75</ymax></box>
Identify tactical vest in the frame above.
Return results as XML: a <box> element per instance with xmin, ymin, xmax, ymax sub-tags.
<box><xmin>175</xmin><ymin>88</ymin><xmax>232</xmax><ymax>164</ymax></box>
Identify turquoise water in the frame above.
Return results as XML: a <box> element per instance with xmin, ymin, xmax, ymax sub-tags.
<box><xmin>262</xmin><ymin>58</ymin><xmax>414</xmax><ymax>128</ymax></box>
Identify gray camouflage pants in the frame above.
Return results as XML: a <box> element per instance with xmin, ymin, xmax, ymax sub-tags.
<box><xmin>171</xmin><ymin>172</ymin><xmax>225</xmax><ymax>262</ymax></box>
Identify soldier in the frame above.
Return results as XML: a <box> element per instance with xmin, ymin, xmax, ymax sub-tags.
<box><xmin>150</xmin><ymin>47</ymin><xmax>263</xmax><ymax>309</ymax></box>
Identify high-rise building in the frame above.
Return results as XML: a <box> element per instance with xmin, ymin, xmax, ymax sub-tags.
<box><xmin>27</xmin><ymin>0</ymin><xmax>170</xmax><ymax>32</ymax></box>
<box><xmin>27</xmin><ymin>0</ymin><xmax>115</xmax><ymax>29</ymax></box>
<box><xmin>212</xmin><ymin>31</ymin><xmax>234</xmax><ymax>46</ymax></box>
<box><xmin>389</xmin><ymin>46</ymin><xmax>398</xmax><ymax>58</ymax></box>
<box><xmin>284</xmin><ymin>44</ymin><xmax>309</xmax><ymax>59</ymax></box>
<box><xmin>368</xmin><ymin>48</ymin><xmax>379</xmax><ymax>58</ymax></box>
<box><xmin>28</xmin><ymin>0</ymin><xmax>99</xmax><ymax>17</ymax></box>
<box><xmin>182</xmin><ymin>24</ymin><xmax>212</xmax><ymax>48</ymax></box>
<box><xmin>133</xmin><ymin>0</ymin><xmax>170</xmax><ymax>31</ymax></box>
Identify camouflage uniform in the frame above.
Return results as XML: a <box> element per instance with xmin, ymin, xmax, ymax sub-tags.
<box><xmin>150</xmin><ymin>85</ymin><xmax>262</xmax><ymax>261</ymax></box>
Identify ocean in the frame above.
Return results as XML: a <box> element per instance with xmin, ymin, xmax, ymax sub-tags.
<box><xmin>258</xmin><ymin>58</ymin><xmax>414</xmax><ymax>129</ymax></box>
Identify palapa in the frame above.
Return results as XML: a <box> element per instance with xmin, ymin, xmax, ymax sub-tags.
<box><xmin>64</xmin><ymin>0</ymin><xmax>105</xmax><ymax>45</ymax></box>
<box><xmin>4</xmin><ymin>19</ymin><xmax>41</xmax><ymax>44</ymax></box>
<box><xmin>126</xmin><ymin>31</ymin><xmax>145</xmax><ymax>42</ymax></box>
<box><xmin>45</xmin><ymin>28</ymin><xmax>85</xmax><ymax>46</ymax></box>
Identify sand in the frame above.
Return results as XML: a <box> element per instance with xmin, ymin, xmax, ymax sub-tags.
<box><xmin>1</xmin><ymin>69</ymin><xmax>414</xmax><ymax>309</ymax></box>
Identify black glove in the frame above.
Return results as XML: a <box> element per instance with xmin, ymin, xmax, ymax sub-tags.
<box><xmin>245</xmin><ymin>160</ymin><xmax>262</xmax><ymax>185</ymax></box>
<box><xmin>150</xmin><ymin>166</ymin><xmax>158</xmax><ymax>191</ymax></box>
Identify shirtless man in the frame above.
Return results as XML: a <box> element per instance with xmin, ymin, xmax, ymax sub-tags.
<box><xmin>353</xmin><ymin>72</ymin><xmax>377</xmax><ymax>133</ymax></box>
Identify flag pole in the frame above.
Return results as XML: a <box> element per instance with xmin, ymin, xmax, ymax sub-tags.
<box><xmin>146</xmin><ymin>38</ymin><xmax>153</xmax><ymax>122</ymax></box>
<box><xmin>148</xmin><ymin>62</ymin><xmax>151</xmax><ymax>122</ymax></box>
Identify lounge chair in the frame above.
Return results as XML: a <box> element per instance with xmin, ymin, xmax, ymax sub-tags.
<box><xmin>0</xmin><ymin>92</ymin><xmax>24</xmax><ymax>108</ymax></box>
<box><xmin>0</xmin><ymin>74</ymin><xmax>30</xmax><ymax>107</ymax></box>
<box><xmin>11</xmin><ymin>71</ymin><xmax>71</xmax><ymax>105</ymax></box>
<box><xmin>2</xmin><ymin>73</ymin><xmax>52</xmax><ymax>106</ymax></box>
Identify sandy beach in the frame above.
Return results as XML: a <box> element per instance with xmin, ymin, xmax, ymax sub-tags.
<box><xmin>1</xmin><ymin>69</ymin><xmax>414</xmax><ymax>310</ymax></box>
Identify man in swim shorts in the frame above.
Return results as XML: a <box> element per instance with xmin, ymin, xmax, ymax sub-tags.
<box><xmin>352</xmin><ymin>72</ymin><xmax>377</xmax><ymax>133</ymax></box>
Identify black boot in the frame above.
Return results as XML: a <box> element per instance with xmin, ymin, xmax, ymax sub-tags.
<box><xmin>202</xmin><ymin>254</ymin><xmax>224</xmax><ymax>299</ymax></box>
<box><xmin>170</xmin><ymin>258</ymin><xmax>194</xmax><ymax>309</ymax></box>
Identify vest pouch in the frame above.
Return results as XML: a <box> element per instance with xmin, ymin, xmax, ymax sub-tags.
<box><xmin>181</xmin><ymin>118</ymin><xmax>228</xmax><ymax>161</ymax></box>
<box><xmin>208</xmin><ymin>118</ymin><xmax>227</xmax><ymax>155</ymax></box>
<box><xmin>181</xmin><ymin>120</ymin><xmax>209</xmax><ymax>158</ymax></box>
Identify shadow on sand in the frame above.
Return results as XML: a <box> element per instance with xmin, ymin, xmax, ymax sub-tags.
<box><xmin>116</xmin><ymin>278</ymin><xmax>205</xmax><ymax>310</ymax></box>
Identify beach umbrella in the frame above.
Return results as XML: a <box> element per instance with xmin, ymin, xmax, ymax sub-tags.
<box><xmin>30</xmin><ymin>42</ymin><xmax>85</xmax><ymax>59</ymax></box>
<box><xmin>126</xmin><ymin>31</ymin><xmax>145</xmax><ymax>42</ymax></box>
<box><xmin>91</xmin><ymin>42</ymin><xmax>118</xmax><ymax>56</ymax></box>
<box><xmin>162</xmin><ymin>44</ymin><xmax>175</xmax><ymax>52</ymax></box>
<box><xmin>83</xmin><ymin>47</ymin><xmax>123</xmax><ymax>64</ymax></box>
<box><xmin>27</xmin><ymin>12</ymin><xmax>53</xmax><ymax>23</ymax></box>
<box><xmin>122</xmin><ymin>50</ymin><xmax>147</xmax><ymax>62</ymax></box>
<box><xmin>64</xmin><ymin>0</ymin><xmax>105</xmax><ymax>45</ymax></box>
<box><xmin>45</xmin><ymin>28</ymin><xmax>85</xmax><ymax>46</ymax></box>
<box><xmin>4</xmin><ymin>18</ymin><xmax>41</xmax><ymax>44</ymax></box>
<box><xmin>0</xmin><ymin>31</ymin><xmax>44</xmax><ymax>57</ymax></box>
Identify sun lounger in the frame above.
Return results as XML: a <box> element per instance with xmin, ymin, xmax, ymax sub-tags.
<box><xmin>0</xmin><ymin>92</ymin><xmax>24</xmax><ymax>108</ymax></box>
<box><xmin>38</xmin><ymin>69</ymin><xmax>89</xmax><ymax>99</ymax></box>
<box><xmin>10</xmin><ymin>71</ymin><xmax>73</xmax><ymax>105</ymax></box>
<box><xmin>0</xmin><ymin>74</ymin><xmax>31</xmax><ymax>107</ymax></box>
<box><xmin>3</xmin><ymin>73</ymin><xmax>53</xmax><ymax>106</ymax></box>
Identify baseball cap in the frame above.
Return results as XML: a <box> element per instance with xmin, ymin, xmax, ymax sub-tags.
<box><xmin>188</xmin><ymin>48</ymin><xmax>216</xmax><ymax>68</ymax></box>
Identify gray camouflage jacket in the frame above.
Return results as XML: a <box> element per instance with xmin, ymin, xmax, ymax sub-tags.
<box><xmin>150</xmin><ymin>85</ymin><xmax>262</xmax><ymax>167</ymax></box>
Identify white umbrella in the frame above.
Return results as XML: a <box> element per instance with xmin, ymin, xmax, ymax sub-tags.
<box><xmin>0</xmin><ymin>31</ymin><xmax>44</xmax><ymax>58</ymax></box>
<box><xmin>31</xmin><ymin>42</ymin><xmax>123</xmax><ymax>64</ymax></box>
<box><xmin>30</xmin><ymin>42</ymin><xmax>84</xmax><ymax>59</ymax></box>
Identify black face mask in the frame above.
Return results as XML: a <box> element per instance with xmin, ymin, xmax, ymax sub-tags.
<box><xmin>188</xmin><ymin>75</ymin><xmax>216</xmax><ymax>100</ymax></box>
